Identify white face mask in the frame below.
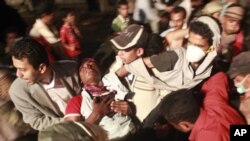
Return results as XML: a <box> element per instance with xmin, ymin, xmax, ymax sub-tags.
<box><xmin>235</xmin><ymin>75</ymin><xmax>250</xmax><ymax>94</ymax></box>
<box><xmin>186</xmin><ymin>45</ymin><xmax>206</xmax><ymax>63</ymax></box>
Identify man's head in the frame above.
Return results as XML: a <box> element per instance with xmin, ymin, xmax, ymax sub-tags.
<box><xmin>117</xmin><ymin>0</ymin><xmax>129</xmax><ymax>18</ymax></box>
<box><xmin>111</xmin><ymin>24</ymin><xmax>164</xmax><ymax>64</ymax></box>
<box><xmin>228</xmin><ymin>52</ymin><xmax>250</xmax><ymax>94</ymax></box>
<box><xmin>4</xmin><ymin>27</ymin><xmax>20</xmax><ymax>43</ymax></box>
<box><xmin>186</xmin><ymin>16</ymin><xmax>221</xmax><ymax>63</ymax></box>
<box><xmin>202</xmin><ymin>0</ymin><xmax>223</xmax><ymax>19</ymax></box>
<box><xmin>160</xmin><ymin>89</ymin><xmax>200</xmax><ymax>133</ymax></box>
<box><xmin>78</xmin><ymin>58</ymin><xmax>102</xmax><ymax>85</ymax></box>
<box><xmin>62</xmin><ymin>9</ymin><xmax>77</xmax><ymax>26</ymax></box>
<box><xmin>35</xmin><ymin>1</ymin><xmax>56</xmax><ymax>25</ymax></box>
<box><xmin>110</xmin><ymin>24</ymin><xmax>149</xmax><ymax>64</ymax></box>
<box><xmin>10</xmin><ymin>38</ymin><xmax>49</xmax><ymax>85</ymax></box>
<box><xmin>170</xmin><ymin>6</ymin><xmax>186</xmax><ymax>30</ymax></box>
<box><xmin>221</xmin><ymin>3</ymin><xmax>244</xmax><ymax>35</ymax></box>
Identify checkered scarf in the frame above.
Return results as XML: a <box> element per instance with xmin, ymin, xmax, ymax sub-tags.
<box><xmin>84</xmin><ymin>83</ymin><xmax>116</xmax><ymax>97</ymax></box>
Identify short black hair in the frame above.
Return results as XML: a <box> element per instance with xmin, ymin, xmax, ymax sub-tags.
<box><xmin>77</xmin><ymin>58</ymin><xmax>98</xmax><ymax>71</ymax></box>
<box><xmin>10</xmin><ymin>38</ymin><xmax>49</xmax><ymax>69</ymax></box>
<box><xmin>189</xmin><ymin>16</ymin><xmax>221</xmax><ymax>46</ymax></box>
<box><xmin>128</xmin><ymin>30</ymin><xmax>164</xmax><ymax>57</ymax></box>
<box><xmin>171</xmin><ymin>6</ymin><xmax>186</xmax><ymax>19</ymax></box>
<box><xmin>160</xmin><ymin>89</ymin><xmax>200</xmax><ymax>124</ymax></box>
<box><xmin>60</xmin><ymin>8</ymin><xmax>77</xmax><ymax>19</ymax></box>
<box><xmin>117</xmin><ymin>0</ymin><xmax>128</xmax><ymax>8</ymax></box>
<box><xmin>143</xmin><ymin>34</ymin><xmax>165</xmax><ymax>57</ymax></box>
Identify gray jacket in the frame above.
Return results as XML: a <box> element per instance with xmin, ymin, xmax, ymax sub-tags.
<box><xmin>125</xmin><ymin>47</ymin><xmax>217</xmax><ymax>92</ymax></box>
<box><xmin>9</xmin><ymin>61</ymin><xmax>81</xmax><ymax>130</ymax></box>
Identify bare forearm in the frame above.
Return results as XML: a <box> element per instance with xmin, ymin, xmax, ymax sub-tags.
<box><xmin>115</xmin><ymin>66</ymin><xmax>129</xmax><ymax>78</ymax></box>
<box><xmin>84</xmin><ymin>112</ymin><xmax>102</xmax><ymax>124</ymax></box>
<box><xmin>166</xmin><ymin>28</ymin><xmax>189</xmax><ymax>43</ymax></box>
<box><xmin>64</xmin><ymin>116</ymin><xmax>81</xmax><ymax>121</ymax></box>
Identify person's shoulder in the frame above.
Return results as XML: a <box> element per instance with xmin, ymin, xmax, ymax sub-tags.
<box><xmin>112</xmin><ymin>16</ymin><xmax>120</xmax><ymax>23</ymax></box>
<box><xmin>60</xmin><ymin>24</ymin><xmax>67</xmax><ymax>32</ymax></box>
<box><xmin>33</xmin><ymin>18</ymin><xmax>46</xmax><ymax>28</ymax></box>
<box><xmin>10</xmin><ymin>78</ymin><xmax>27</xmax><ymax>89</ymax></box>
<box><xmin>67</xmin><ymin>95</ymin><xmax>82</xmax><ymax>106</ymax></box>
<box><xmin>202</xmin><ymin>72</ymin><xmax>228</xmax><ymax>90</ymax></box>
<box><xmin>209</xmin><ymin>72</ymin><xmax>227</xmax><ymax>81</ymax></box>
<box><xmin>9</xmin><ymin>78</ymin><xmax>30</xmax><ymax>97</ymax></box>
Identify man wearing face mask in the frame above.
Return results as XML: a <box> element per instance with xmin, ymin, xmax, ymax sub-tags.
<box><xmin>228</xmin><ymin>51</ymin><xmax>250</xmax><ymax>124</ymax></box>
<box><xmin>115</xmin><ymin>15</ymin><xmax>222</xmax><ymax>128</ymax></box>
<box><xmin>117</xmin><ymin>15</ymin><xmax>221</xmax><ymax>96</ymax></box>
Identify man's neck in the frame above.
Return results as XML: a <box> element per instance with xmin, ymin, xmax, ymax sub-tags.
<box><xmin>85</xmin><ymin>79</ymin><xmax>103</xmax><ymax>87</ymax></box>
<box><xmin>39</xmin><ymin>68</ymin><xmax>53</xmax><ymax>85</ymax></box>
<box><xmin>64</xmin><ymin>22</ymin><xmax>72</xmax><ymax>27</ymax></box>
<box><xmin>118</xmin><ymin>15</ymin><xmax>129</xmax><ymax>22</ymax></box>
<box><xmin>222</xmin><ymin>31</ymin><xmax>237</xmax><ymax>36</ymax></box>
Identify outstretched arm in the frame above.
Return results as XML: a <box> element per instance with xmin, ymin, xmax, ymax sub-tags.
<box><xmin>144</xmin><ymin>51</ymin><xmax>179</xmax><ymax>72</ymax></box>
<box><xmin>115</xmin><ymin>66</ymin><xmax>129</xmax><ymax>78</ymax></box>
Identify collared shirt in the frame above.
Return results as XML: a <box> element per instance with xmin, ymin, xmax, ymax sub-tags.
<box><xmin>111</xmin><ymin>15</ymin><xmax>130</xmax><ymax>32</ymax></box>
<box><xmin>189</xmin><ymin>72</ymin><xmax>245</xmax><ymax>141</ymax></box>
<box><xmin>42</xmin><ymin>71</ymin><xmax>72</xmax><ymax>115</ymax></box>
<box><xmin>64</xmin><ymin>73</ymin><xmax>133</xmax><ymax>140</ymax></box>
<box><xmin>65</xmin><ymin>72</ymin><xmax>129</xmax><ymax>118</ymax></box>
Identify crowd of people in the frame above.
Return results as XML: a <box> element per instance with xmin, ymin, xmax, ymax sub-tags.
<box><xmin>1</xmin><ymin>0</ymin><xmax>250</xmax><ymax>141</ymax></box>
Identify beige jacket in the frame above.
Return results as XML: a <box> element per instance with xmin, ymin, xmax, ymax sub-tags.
<box><xmin>9</xmin><ymin>61</ymin><xmax>81</xmax><ymax>130</ymax></box>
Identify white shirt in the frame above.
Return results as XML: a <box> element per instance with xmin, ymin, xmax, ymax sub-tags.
<box><xmin>29</xmin><ymin>19</ymin><xmax>60</xmax><ymax>44</ymax></box>
<box><xmin>80</xmin><ymin>73</ymin><xmax>133</xmax><ymax>140</ymax></box>
<box><xmin>42</xmin><ymin>71</ymin><xmax>71</xmax><ymax>114</ymax></box>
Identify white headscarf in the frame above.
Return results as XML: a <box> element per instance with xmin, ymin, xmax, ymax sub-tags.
<box><xmin>195</xmin><ymin>16</ymin><xmax>221</xmax><ymax>48</ymax></box>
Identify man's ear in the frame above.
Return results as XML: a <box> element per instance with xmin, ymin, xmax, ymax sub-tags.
<box><xmin>38</xmin><ymin>63</ymin><xmax>47</xmax><ymax>74</ymax></box>
<box><xmin>136</xmin><ymin>48</ymin><xmax>144</xmax><ymax>57</ymax></box>
<box><xmin>178</xmin><ymin>121</ymin><xmax>194</xmax><ymax>133</ymax></box>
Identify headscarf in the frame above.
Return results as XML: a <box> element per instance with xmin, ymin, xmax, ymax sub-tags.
<box><xmin>195</xmin><ymin>16</ymin><xmax>221</xmax><ymax>48</ymax></box>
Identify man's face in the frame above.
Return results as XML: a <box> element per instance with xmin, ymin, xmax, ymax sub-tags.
<box><xmin>187</xmin><ymin>32</ymin><xmax>210</xmax><ymax>51</ymax></box>
<box><xmin>170</xmin><ymin>12</ymin><xmax>185</xmax><ymax>30</ymax></box>
<box><xmin>12</xmin><ymin>57</ymin><xmax>41</xmax><ymax>85</ymax></box>
<box><xmin>117</xmin><ymin>48</ymin><xmax>143</xmax><ymax>64</ymax></box>
<box><xmin>65</xmin><ymin>13</ymin><xmax>76</xmax><ymax>25</ymax></box>
<box><xmin>44</xmin><ymin>12</ymin><xmax>55</xmax><ymax>25</ymax></box>
<box><xmin>234</xmin><ymin>73</ymin><xmax>250</xmax><ymax>124</ymax></box>
<box><xmin>79</xmin><ymin>60</ymin><xmax>101</xmax><ymax>84</ymax></box>
<box><xmin>222</xmin><ymin>15</ymin><xmax>241</xmax><ymax>35</ymax></box>
<box><xmin>118</xmin><ymin>5</ymin><xmax>129</xmax><ymax>18</ymax></box>
<box><xmin>6</xmin><ymin>32</ymin><xmax>18</xmax><ymax>43</ymax></box>
<box><xmin>234</xmin><ymin>74</ymin><xmax>250</xmax><ymax>89</ymax></box>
